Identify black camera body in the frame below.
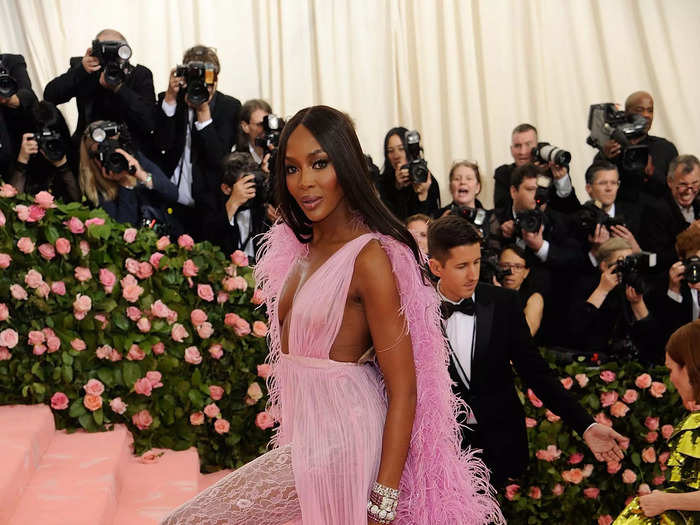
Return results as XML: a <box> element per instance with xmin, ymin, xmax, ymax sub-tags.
<box><xmin>175</xmin><ymin>61</ymin><xmax>216</xmax><ymax>106</ymax></box>
<box><xmin>480</xmin><ymin>256</ymin><xmax>512</xmax><ymax>285</ymax></box>
<box><xmin>531</xmin><ymin>142</ymin><xmax>571</xmax><ymax>167</ymax></box>
<box><xmin>31</xmin><ymin>128</ymin><xmax>65</xmax><ymax>163</ymax></box>
<box><xmin>613</xmin><ymin>252</ymin><xmax>657</xmax><ymax>295</ymax></box>
<box><xmin>684</xmin><ymin>256</ymin><xmax>700</xmax><ymax>285</ymax></box>
<box><xmin>239</xmin><ymin>168</ymin><xmax>269</xmax><ymax>206</ymax></box>
<box><xmin>254</xmin><ymin>114</ymin><xmax>285</xmax><ymax>150</ymax></box>
<box><xmin>88</xmin><ymin>121</ymin><xmax>135</xmax><ymax>175</ymax></box>
<box><xmin>574</xmin><ymin>201</ymin><xmax>626</xmax><ymax>238</ymax></box>
<box><xmin>587</xmin><ymin>103</ymin><xmax>649</xmax><ymax>172</ymax></box>
<box><xmin>515</xmin><ymin>209</ymin><xmax>545</xmax><ymax>235</ymax></box>
<box><xmin>0</xmin><ymin>59</ymin><xmax>18</xmax><ymax>98</ymax></box>
<box><xmin>91</xmin><ymin>40</ymin><xmax>132</xmax><ymax>87</ymax></box>
<box><xmin>403</xmin><ymin>130</ymin><xmax>429</xmax><ymax>184</ymax></box>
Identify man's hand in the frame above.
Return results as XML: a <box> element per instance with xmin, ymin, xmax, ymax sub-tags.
<box><xmin>394</xmin><ymin>167</ymin><xmax>410</xmax><ymax>189</ymax></box>
<box><xmin>597</xmin><ymin>262</ymin><xmax>619</xmax><ymax>294</ymax></box>
<box><xmin>668</xmin><ymin>260</ymin><xmax>687</xmax><ymax>295</ymax></box>
<box><xmin>583</xmin><ymin>423</ymin><xmax>628</xmax><ymax>462</ymax></box>
<box><xmin>588</xmin><ymin>224</ymin><xmax>610</xmax><ymax>257</ymax></box>
<box><xmin>82</xmin><ymin>47</ymin><xmax>101</xmax><ymax>74</ymax></box>
<box><xmin>99</xmin><ymin>70</ymin><xmax>122</xmax><ymax>92</ymax></box>
<box><xmin>626</xmin><ymin>285</ymin><xmax>649</xmax><ymax>320</ymax></box>
<box><xmin>549</xmin><ymin>161</ymin><xmax>568</xmax><ymax>180</ymax></box>
<box><xmin>610</xmin><ymin>224</ymin><xmax>641</xmax><ymax>253</ymax></box>
<box><xmin>164</xmin><ymin>68</ymin><xmax>181</xmax><ymax>105</ymax></box>
<box><xmin>603</xmin><ymin>139</ymin><xmax>622</xmax><ymax>159</ymax></box>
<box><xmin>413</xmin><ymin>173</ymin><xmax>432</xmax><ymax>201</ymax></box>
<box><xmin>0</xmin><ymin>94</ymin><xmax>20</xmax><ymax>108</ymax></box>
<box><xmin>522</xmin><ymin>224</ymin><xmax>544</xmax><ymax>252</ymax></box>
<box><xmin>225</xmin><ymin>174</ymin><xmax>256</xmax><ymax>220</ymax></box>
<box><xmin>17</xmin><ymin>133</ymin><xmax>38</xmax><ymax>164</ymax></box>
<box><xmin>639</xmin><ymin>490</ymin><xmax>670</xmax><ymax>517</ymax></box>
<box><xmin>186</xmin><ymin>87</ymin><xmax>214</xmax><ymax>122</ymax></box>
<box><xmin>500</xmin><ymin>219</ymin><xmax>515</xmax><ymax>239</ymax></box>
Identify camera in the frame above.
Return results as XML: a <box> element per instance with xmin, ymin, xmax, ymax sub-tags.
<box><xmin>531</xmin><ymin>142</ymin><xmax>571</xmax><ymax>167</ymax></box>
<box><xmin>403</xmin><ymin>130</ymin><xmax>429</xmax><ymax>184</ymax></box>
<box><xmin>87</xmin><ymin>121</ymin><xmax>134</xmax><ymax>175</ymax></box>
<box><xmin>91</xmin><ymin>40</ymin><xmax>132</xmax><ymax>87</ymax></box>
<box><xmin>587</xmin><ymin>103</ymin><xmax>649</xmax><ymax>172</ymax></box>
<box><xmin>480</xmin><ymin>256</ymin><xmax>512</xmax><ymax>285</ymax></box>
<box><xmin>515</xmin><ymin>209</ymin><xmax>545</xmax><ymax>235</ymax></box>
<box><xmin>684</xmin><ymin>256</ymin><xmax>700</xmax><ymax>285</ymax></box>
<box><xmin>254</xmin><ymin>114</ymin><xmax>285</xmax><ymax>150</ymax></box>
<box><xmin>574</xmin><ymin>201</ymin><xmax>625</xmax><ymax>238</ymax></box>
<box><xmin>0</xmin><ymin>59</ymin><xmax>18</xmax><ymax>98</ymax></box>
<box><xmin>31</xmin><ymin>128</ymin><xmax>65</xmax><ymax>163</ymax></box>
<box><xmin>613</xmin><ymin>252</ymin><xmax>657</xmax><ymax>295</ymax></box>
<box><xmin>175</xmin><ymin>61</ymin><xmax>216</xmax><ymax>106</ymax></box>
<box><xmin>450</xmin><ymin>204</ymin><xmax>489</xmax><ymax>236</ymax></box>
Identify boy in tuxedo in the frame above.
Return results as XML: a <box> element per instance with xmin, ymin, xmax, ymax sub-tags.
<box><xmin>427</xmin><ymin>214</ymin><xmax>628</xmax><ymax>488</ymax></box>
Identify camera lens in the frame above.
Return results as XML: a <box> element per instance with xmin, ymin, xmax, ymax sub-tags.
<box><xmin>91</xmin><ymin>127</ymin><xmax>107</xmax><ymax>143</ymax></box>
<box><xmin>117</xmin><ymin>44</ymin><xmax>132</xmax><ymax>61</ymax></box>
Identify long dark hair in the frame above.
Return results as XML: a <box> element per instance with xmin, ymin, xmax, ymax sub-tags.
<box><xmin>273</xmin><ymin>106</ymin><xmax>423</xmax><ymax>266</ymax></box>
<box><xmin>380</xmin><ymin>126</ymin><xmax>408</xmax><ymax>182</ymax></box>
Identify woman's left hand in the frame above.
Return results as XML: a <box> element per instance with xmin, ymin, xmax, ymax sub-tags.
<box><xmin>639</xmin><ymin>490</ymin><xmax>669</xmax><ymax>517</ymax></box>
<box><xmin>413</xmin><ymin>173</ymin><xmax>432</xmax><ymax>201</ymax></box>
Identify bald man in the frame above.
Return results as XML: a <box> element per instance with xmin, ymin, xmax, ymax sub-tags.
<box><xmin>44</xmin><ymin>28</ymin><xmax>156</xmax><ymax>155</ymax></box>
<box><xmin>598</xmin><ymin>91</ymin><xmax>678</xmax><ymax>202</ymax></box>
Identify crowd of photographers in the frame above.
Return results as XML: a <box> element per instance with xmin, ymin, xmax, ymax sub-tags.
<box><xmin>1</xmin><ymin>29</ymin><xmax>699</xmax><ymax>361</ymax></box>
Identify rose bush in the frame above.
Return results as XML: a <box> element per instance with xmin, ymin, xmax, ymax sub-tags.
<box><xmin>0</xmin><ymin>186</ymin><xmax>272</xmax><ymax>471</ymax></box>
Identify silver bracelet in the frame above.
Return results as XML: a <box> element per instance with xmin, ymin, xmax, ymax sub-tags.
<box><xmin>367</xmin><ymin>482</ymin><xmax>399</xmax><ymax>523</ymax></box>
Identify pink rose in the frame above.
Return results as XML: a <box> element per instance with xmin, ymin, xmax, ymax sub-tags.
<box><xmin>252</xmin><ymin>321</ymin><xmax>268</xmax><ymax>338</ymax></box>
<box><xmin>74</xmin><ymin>266</ymin><xmax>92</xmax><ymax>282</ymax></box>
<box><xmin>196</xmin><ymin>322</ymin><xmax>213</xmax><ymax>339</ymax></box>
<box><xmin>27</xmin><ymin>205</ymin><xmax>46</xmax><ymax>222</ymax></box>
<box><xmin>0</xmin><ymin>328</ymin><xmax>19</xmax><ymax>348</ymax></box>
<box><xmin>134</xmin><ymin>377</ymin><xmax>153</xmax><ymax>396</ymax></box>
<box><xmin>190</xmin><ymin>412</ymin><xmax>205</xmax><ymax>425</ymax></box>
<box><xmin>71</xmin><ymin>338</ymin><xmax>86</xmax><ymax>351</ymax></box>
<box><xmin>50</xmin><ymin>392</ymin><xmax>70</xmax><ymax>410</ymax></box>
<box><xmin>251</xmin><ymin>288</ymin><xmax>264</xmax><ymax>305</ymax></box>
<box><xmin>610</xmin><ymin>401</ymin><xmax>630</xmax><ymax>418</ymax></box>
<box><xmin>653</xmin><ymin>475</ymin><xmax>665</xmax><ymax>485</ymax></box>
<box><xmin>156</xmin><ymin>236</ymin><xmax>171</xmax><ymax>250</ymax></box>
<box><xmin>14</xmin><ymin>204</ymin><xmax>31</xmax><ymax>221</ymax></box>
<box><xmin>178</xmin><ymin>234</ymin><xmax>194</xmax><ymax>250</ymax></box>
<box><xmin>600</xmin><ymin>391</ymin><xmax>618</xmax><ymax>408</ymax></box>
<box><xmin>204</xmin><ymin>403</ymin><xmax>220</xmax><ymax>418</ymax></box>
<box><xmin>650</xmin><ymin>381</ymin><xmax>666</xmax><ymax>398</ymax></box>
<box><xmin>599</xmin><ymin>370</ymin><xmax>616</xmax><ymax>383</ymax></box>
<box><xmin>121</xmin><ymin>277</ymin><xmax>144</xmax><ymax>303</ymax></box>
<box><xmin>85</xmin><ymin>217</ymin><xmax>105</xmax><ymax>227</ymax></box>
<box><xmin>79</xmin><ymin>242</ymin><xmax>89</xmax><ymax>258</ymax></box>
<box><xmin>152</xmin><ymin>342</ymin><xmax>165</xmax><ymax>355</ymax></box>
<box><xmin>646</xmin><ymin>431</ymin><xmax>658</xmax><ymax>442</ymax></box>
<box><xmin>95</xmin><ymin>314</ymin><xmax>108</xmax><ymax>329</ymax></box>
<box><xmin>36</xmin><ymin>282</ymin><xmax>50</xmax><ymax>299</ymax></box>
<box><xmin>232</xmin><ymin>276</ymin><xmax>248</xmax><ymax>291</ymax></box>
<box><xmin>183</xmin><ymin>259</ymin><xmax>199</xmax><ymax>277</ymax></box>
<box><xmin>552</xmin><ymin>483</ymin><xmax>564</xmax><ymax>496</ymax></box>
<box><xmin>645</xmin><ymin>416</ymin><xmax>660</xmax><ymax>431</ymax></box>
<box><xmin>172</xmin><ymin>324</ymin><xmax>189</xmax><ymax>343</ymax></box>
<box><xmin>560</xmin><ymin>377</ymin><xmax>573</xmax><ymax>390</ymax></box>
<box><xmin>568</xmin><ymin>452</ymin><xmax>584</xmax><ymax>465</ymax></box>
<box><xmin>132</xmin><ymin>409</ymin><xmax>153</xmax><ymax>430</ymax></box>
<box><xmin>149</xmin><ymin>252</ymin><xmax>164</xmax><ymax>269</ymax></box>
<box><xmin>84</xmin><ymin>378</ymin><xmax>105</xmax><ymax>396</ymax></box>
<box><xmin>55</xmin><ymin>237</ymin><xmax>71</xmax><ymax>255</ymax></box>
<box><xmin>221</xmin><ymin>277</ymin><xmax>236</xmax><ymax>292</ymax></box>
<box><xmin>209</xmin><ymin>344</ymin><xmax>223</xmax><ymax>359</ymax></box>
<box><xmin>224</xmin><ymin>312</ymin><xmax>241</xmax><ymax>327</ymax></box>
<box><xmin>109</xmin><ymin>348</ymin><xmax>122</xmax><ymax>362</ymax></box>
<box><xmin>545</xmin><ymin>409</ymin><xmax>560</xmax><ymax>422</ymax></box>
<box><xmin>50</xmin><ymin>281</ymin><xmax>66</xmax><ymax>296</ymax></box>
<box><xmin>127</xmin><ymin>344</ymin><xmax>146</xmax><ymax>361</ymax></box>
<box><xmin>33</xmin><ymin>344</ymin><xmax>47</xmax><ymax>356</ymax></box>
<box><xmin>17</xmin><ymin>237</ymin><xmax>35</xmax><ymax>254</ymax></box>
<box><xmin>0</xmin><ymin>348</ymin><xmax>11</xmax><ymax>360</ymax></box>
<box><xmin>622</xmin><ymin>389</ymin><xmax>639</xmax><ymax>404</ymax></box>
<box><xmin>638</xmin><ymin>483</ymin><xmax>652</xmax><ymax>496</ymax></box>
<box><xmin>583</xmin><ymin>487</ymin><xmax>599</xmax><ymax>499</ymax></box>
<box><xmin>197</xmin><ymin>284</ymin><xmax>214</xmax><ymax>302</ymax></box>
<box><xmin>527</xmin><ymin>388</ymin><xmax>543</xmax><ymax>408</ymax></box>
<box><xmin>0</xmin><ymin>253</ymin><xmax>11</xmax><ymax>268</ymax></box>
<box><xmin>257</xmin><ymin>363</ymin><xmax>271</xmax><ymax>379</ymax></box>
<box><xmin>622</xmin><ymin>469</ymin><xmax>637</xmax><ymax>484</ymax></box>
<box><xmin>535</xmin><ymin>444</ymin><xmax>561</xmax><ymax>462</ymax></box>
<box><xmin>635</xmin><ymin>373</ymin><xmax>652</xmax><ymax>389</ymax></box>
<box><xmin>65</xmin><ymin>216</ymin><xmax>85</xmax><ymax>234</ymax></box>
<box><xmin>255</xmin><ymin>411</ymin><xmax>274</xmax><ymax>430</ymax></box>
<box><xmin>126</xmin><ymin>306</ymin><xmax>142</xmax><ymax>321</ymax></box>
<box><xmin>137</xmin><ymin>317</ymin><xmax>151</xmax><ymax>333</ymax></box>
<box><xmin>184</xmin><ymin>345</ymin><xmax>201</xmax><ymax>364</ymax></box>
<box><xmin>28</xmin><ymin>330</ymin><xmax>45</xmax><ymax>345</ymax></box>
<box><xmin>662</xmin><ymin>424</ymin><xmax>674</xmax><ymax>440</ymax></box>
<box><xmin>151</xmin><ymin>300</ymin><xmax>171</xmax><ymax>319</ymax></box>
<box><xmin>0</xmin><ymin>183</ymin><xmax>18</xmax><ymax>197</ymax></box>
<box><xmin>659</xmin><ymin>451</ymin><xmax>670</xmax><ymax>466</ymax></box>
<box><xmin>83</xmin><ymin>394</ymin><xmax>102</xmax><ymax>412</ymax></box>
<box><xmin>0</xmin><ymin>303</ymin><xmax>9</xmax><ymax>321</ymax></box>
<box><xmin>125</xmin><ymin>258</ymin><xmax>140</xmax><ymax>274</ymax></box>
<box><xmin>528</xmin><ymin>486</ymin><xmax>541</xmax><ymax>500</ymax></box>
<box><xmin>136</xmin><ymin>262</ymin><xmax>153</xmax><ymax>280</ymax></box>
<box><xmin>525</xmin><ymin>417</ymin><xmax>537</xmax><ymax>428</ymax></box>
<box><xmin>10</xmin><ymin>284</ymin><xmax>28</xmax><ymax>300</ymax></box>
<box><xmin>123</xmin><ymin>228</ymin><xmax>137</xmax><ymax>243</ymax></box>
<box><xmin>96</xmin><ymin>345</ymin><xmax>112</xmax><ymax>359</ymax></box>
<box><xmin>233</xmin><ymin>317</ymin><xmax>251</xmax><ymax>337</ymax></box>
<box><xmin>73</xmin><ymin>293</ymin><xmax>92</xmax><ymax>316</ymax></box>
<box><xmin>0</xmin><ymin>209</ymin><xmax>4</xmax><ymax>226</ymax></box>
<box><xmin>46</xmin><ymin>336</ymin><xmax>60</xmax><ymax>353</ymax></box>
<box><xmin>38</xmin><ymin>243</ymin><xmax>56</xmax><ymax>260</ymax></box>
<box><xmin>217</xmin><ymin>293</ymin><xmax>229</xmax><ymax>304</ymax></box>
<box><xmin>24</xmin><ymin>269</ymin><xmax>44</xmax><ymax>289</ymax></box>
<box><xmin>34</xmin><ymin>191</ymin><xmax>55</xmax><ymax>209</ymax></box>
<box><xmin>561</xmin><ymin>468</ymin><xmax>584</xmax><ymax>484</ymax></box>
<box><xmin>146</xmin><ymin>371</ymin><xmax>163</xmax><ymax>388</ymax></box>
<box><xmin>209</xmin><ymin>385</ymin><xmax>224</xmax><ymax>401</ymax></box>
<box><xmin>598</xmin><ymin>516</ymin><xmax>613</xmax><ymax>525</ymax></box>
<box><xmin>231</xmin><ymin>250</ymin><xmax>249</xmax><ymax>267</ymax></box>
<box><xmin>98</xmin><ymin>269</ymin><xmax>116</xmax><ymax>293</ymax></box>
<box><xmin>190</xmin><ymin>309</ymin><xmax>208</xmax><ymax>326</ymax></box>
<box><xmin>607</xmin><ymin>461</ymin><xmax>621</xmax><ymax>474</ymax></box>
<box><xmin>109</xmin><ymin>397</ymin><xmax>127</xmax><ymax>415</ymax></box>
<box><xmin>214</xmin><ymin>419</ymin><xmax>230</xmax><ymax>434</ymax></box>
<box><xmin>642</xmin><ymin>447</ymin><xmax>657</xmax><ymax>463</ymax></box>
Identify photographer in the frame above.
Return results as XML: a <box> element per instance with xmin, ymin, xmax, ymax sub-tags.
<box><xmin>434</xmin><ymin>160</ymin><xmax>487</xmax><ymax>217</ymax></box>
<box><xmin>568</xmin><ymin>238</ymin><xmax>663</xmax><ymax>364</ymax></box>
<box><xmin>8</xmin><ymin>100</ymin><xmax>80</xmax><ymax>202</ymax></box>
<box><xmin>200</xmin><ymin>152</ymin><xmax>269</xmax><ymax>261</ymax></box>
<box><xmin>79</xmin><ymin>120</ymin><xmax>178</xmax><ymax>228</ymax></box>
<box><xmin>0</xmin><ymin>52</ymin><xmax>37</xmax><ymax>176</ymax></box>
<box><xmin>378</xmin><ymin>126</ymin><xmax>440</xmax><ymax>221</ymax></box>
<box><xmin>153</xmin><ymin>45</ymin><xmax>241</xmax><ymax>239</ymax></box>
<box><xmin>597</xmin><ymin>91</ymin><xmax>678</xmax><ymax>200</ymax></box>
<box><xmin>43</xmin><ymin>29</ymin><xmax>156</xmax><ymax>154</ymax></box>
<box><xmin>236</xmin><ymin>99</ymin><xmax>272</xmax><ymax>163</ymax></box>
<box><xmin>406</xmin><ymin>213</ymin><xmax>430</xmax><ymax>254</ymax></box>
<box><xmin>493</xmin><ymin>124</ymin><xmax>578</xmax><ymax>212</ymax></box>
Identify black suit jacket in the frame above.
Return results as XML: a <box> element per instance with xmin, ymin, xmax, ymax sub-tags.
<box><xmin>446</xmin><ymin>284</ymin><xmax>593</xmax><ymax>487</ymax></box>
<box><xmin>648</xmin><ymin>281</ymin><xmax>697</xmax><ymax>345</ymax></box>
<box><xmin>43</xmin><ymin>57</ymin><xmax>156</xmax><ymax>153</ymax></box>
<box><xmin>153</xmin><ymin>90</ymin><xmax>241</xmax><ymax>201</ymax></box>
<box><xmin>0</xmin><ymin>54</ymin><xmax>36</xmax><ymax>176</ymax></box>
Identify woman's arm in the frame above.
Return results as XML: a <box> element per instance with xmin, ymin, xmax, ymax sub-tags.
<box><xmin>640</xmin><ymin>489</ymin><xmax>700</xmax><ymax>516</ymax></box>
<box><xmin>355</xmin><ymin>241</ymin><xmax>417</xmax><ymax>492</ymax></box>
<box><xmin>523</xmin><ymin>292</ymin><xmax>544</xmax><ymax>336</ymax></box>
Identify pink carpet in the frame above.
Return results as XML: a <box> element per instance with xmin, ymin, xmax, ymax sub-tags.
<box><xmin>0</xmin><ymin>404</ymin><xmax>231</xmax><ymax>525</ymax></box>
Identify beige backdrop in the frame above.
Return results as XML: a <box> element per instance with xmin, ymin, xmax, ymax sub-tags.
<box><xmin>2</xmin><ymin>0</ymin><xmax>699</xmax><ymax>207</ymax></box>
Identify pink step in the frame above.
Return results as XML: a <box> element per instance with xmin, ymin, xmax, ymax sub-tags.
<box><xmin>0</xmin><ymin>405</ymin><xmax>56</xmax><ymax>524</ymax></box>
<box><xmin>112</xmin><ymin>447</ymin><xmax>201</xmax><ymax>525</ymax></box>
<box><xmin>198</xmin><ymin>469</ymin><xmax>232</xmax><ymax>492</ymax></box>
<box><xmin>8</xmin><ymin>424</ymin><xmax>130</xmax><ymax>525</ymax></box>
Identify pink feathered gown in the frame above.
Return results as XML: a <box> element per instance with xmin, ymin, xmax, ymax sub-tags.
<box><xmin>161</xmin><ymin>225</ymin><xmax>503</xmax><ymax>525</ymax></box>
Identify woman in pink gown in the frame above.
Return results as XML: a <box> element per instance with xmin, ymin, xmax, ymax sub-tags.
<box><xmin>161</xmin><ymin>105</ymin><xmax>503</xmax><ymax>524</ymax></box>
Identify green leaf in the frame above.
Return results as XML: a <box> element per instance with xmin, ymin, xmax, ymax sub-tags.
<box><xmin>93</xmin><ymin>409</ymin><xmax>104</xmax><ymax>426</ymax></box>
<box><xmin>62</xmin><ymin>365</ymin><xmax>73</xmax><ymax>383</ymax></box>
<box><xmin>44</xmin><ymin>225</ymin><xmax>60</xmax><ymax>244</ymax></box>
<box><xmin>79</xmin><ymin>413</ymin><xmax>96</xmax><ymax>431</ymax></box>
<box><xmin>62</xmin><ymin>353</ymin><xmax>74</xmax><ymax>366</ymax></box>
<box><xmin>69</xmin><ymin>398</ymin><xmax>87</xmax><ymax>418</ymax></box>
<box><xmin>32</xmin><ymin>382</ymin><xmax>46</xmax><ymax>395</ymax></box>
<box><xmin>632</xmin><ymin>452</ymin><xmax>641</xmax><ymax>467</ymax></box>
<box><xmin>191</xmin><ymin>368</ymin><xmax>202</xmax><ymax>387</ymax></box>
<box><xmin>31</xmin><ymin>362</ymin><xmax>45</xmax><ymax>381</ymax></box>
<box><xmin>97</xmin><ymin>299</ymin><xmax>118</xmax><ymax>313</ymax></box>
<box><xmin>113</xmin><ymin>312</ymin><xmax>129</xmax><ymax>331</ymax></box>
<box><xmin>122</xmin><ymin>362</ymin><xmax>142</xmax><ymax>387</ymax></box>
<box><xmin>188</xmin><ymin>389</ymin><xmax>204</xmax><ymax>407</ymax></box>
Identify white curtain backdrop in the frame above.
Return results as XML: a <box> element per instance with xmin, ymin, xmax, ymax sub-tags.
<box><xmin>2</xmin><ymin>0</ymin><xmax>699</xmax><ymax>206</ymax></box>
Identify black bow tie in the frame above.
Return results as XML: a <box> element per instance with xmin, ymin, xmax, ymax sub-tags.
<box><xmin>441</xmin><ymin>298</ymin><xmax>475</xmax><ymax>319</ymax></box>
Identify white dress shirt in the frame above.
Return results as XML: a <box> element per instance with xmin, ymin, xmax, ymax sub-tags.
<box><xmin>667</xmin><ymin>287</ymin><xmax>700</xmax><ymax>320</ymax></box>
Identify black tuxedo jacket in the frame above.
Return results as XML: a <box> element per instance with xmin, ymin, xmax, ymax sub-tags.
<box><xmin>153</xmin><ymin>90</ymin><xmax>241</xmax><ymax>201</ymax></box>
<box><xmin>649</xmin><ymin>281</ymin><xmax>697</xmax><ymax>345</ymax></box>
<box><xmin>0</xmin><ymin>54</ymin><xmax>36</xmax><ymax>176</ymax></box>
<box><xmin>43</xmin><ymin>57</ymin><xmax>156</xmax><ymax>153</ymax></box>
<box><xmin>446</xmin><ymin>284</ymin><xmax>593</xmax><ymax>487</ymax></box>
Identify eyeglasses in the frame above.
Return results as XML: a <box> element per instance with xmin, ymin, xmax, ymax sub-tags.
<box><xmin>498</xmin><ymin>262</ymin><xmax>526</xmax><ymax>271</ymax></box>
<box><xmin>675</xmin><ymin>181</ymin><xmax>700</xmax><ymax>191</ymax></box>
